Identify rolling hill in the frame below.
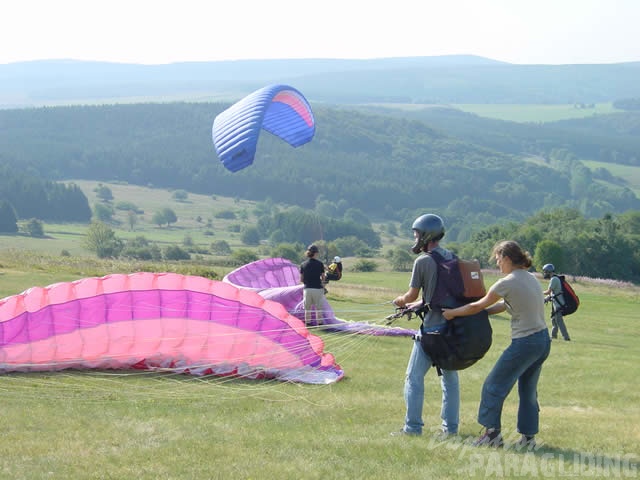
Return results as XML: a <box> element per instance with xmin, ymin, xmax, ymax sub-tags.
<box><xmin>2</xmin><ymin>56</ymin><xmax>640</xmax><ymax>108</ymax></box>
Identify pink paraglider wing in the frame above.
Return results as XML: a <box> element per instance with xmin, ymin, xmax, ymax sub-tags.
<box><xmin>224</xmin><ymin>258</ymin><xmax>415</xmax><ymax>336</ymax></box>
<box><xmin>0</xmin><ymin>272</ymin><xmax>343</xmax><ymax>384</ymax></box>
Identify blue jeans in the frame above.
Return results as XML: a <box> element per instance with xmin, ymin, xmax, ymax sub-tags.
<box><xmin>478</xmin><ymin>328</ymin><xmax>551</xmax><ymax>436</ymax></box>
<box><xmin>403</xmin><ymin>338</ymin><xmax>459</xmax><ymax>434</ymax></box>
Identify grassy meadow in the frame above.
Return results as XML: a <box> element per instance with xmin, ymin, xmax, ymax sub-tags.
<box><xmin>582</xmin><ymin>159</ymin><xmax>640</xmax><ymax>197</ymax></box>
<box><xmin>375</xmin><ymin>102</ymin><xmax>619</xmax><ymax>123</ymax></box>
<box><xmin>0</xmin><ymin>181</ymin><xmax>639</xmax><ymax>479</ymax></box>
<box><xmin>0</xmin><ymin>254</ymin><xmax>638</xmax><ymax>479</ymax></box>
<box><xmin>453</xmin><ymin>103</ymin><xmax>619</xmax><ymax>123</ymax></box>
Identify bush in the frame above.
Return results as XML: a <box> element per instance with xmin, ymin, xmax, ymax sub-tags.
<box><xmin>231</xmin><ymin>249</ymin><xmax>258</xmax><ymax>265</ymax></box>
<box><xmin>270</xmin><ymin>243</ymin><xmax>304</xmax><ymax>263</ymax></box>
<box><xmin>215</xmin><ymin>210</ymin><xmax>236</xmax><ymax>219</ymax></box>
<box><xmin>240</xmin><ymin>226</ymin><xmax>261</xmax><ymax>245</ymax></box>
<box><xmin>210</xmin><ymin>240</ymin><xmax>232</xmax><ymax>255</ymax></box>
<box><xmin>352</xmin><ymin>259</ymin><xmax>378</xmax><ymax>272</ymax></box>
<box><xmin>164</xmin><ymin>245</ymin><xmax>191</xmax><ymax>261</ymax></box>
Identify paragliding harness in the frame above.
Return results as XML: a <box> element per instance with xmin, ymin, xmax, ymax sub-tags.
<box><xmin>546</xmin><ymin>274</ymin><xmax>579</xmax><ymax>316</ymax></box>
<box><xmin>325</xmin><ymin>261</ymin><xmax>342</xmax><ymax>282</ymax></box>
<box><xmin>387</xmin><ymin>251</ymin><xmax>492</xmax><ymax>375</ymax></box>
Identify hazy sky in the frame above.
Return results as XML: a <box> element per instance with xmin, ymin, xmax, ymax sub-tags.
<box><xmin>2</xmin><ymin>0</ymin><xmax>638</xmax><ymax>65</ymax></box>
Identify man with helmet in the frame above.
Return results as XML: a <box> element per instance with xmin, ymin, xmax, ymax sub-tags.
<box><xmin>542</xmin><ymin>264</ymin><xmax>571</xmax><ymax>341</ymax></box>
<box><xmin>390</xmin><ymin>214</ymin><xmax>460</xmax><ymax>437</ymax></box>
<box><xmin>325</xmin><ymin>256</ymin><xmax>343</xmax><ymax>282</ymax></box>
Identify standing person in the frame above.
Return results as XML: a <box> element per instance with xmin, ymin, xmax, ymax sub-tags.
<box><xmin>391</xmin><ymin>214</ymin><xmax>459</xmax><ymax>437</ymax></box>
<box><xmin>299</xmin><ymin>244</ymin><xmax>326</xmax><ymax>326</ymax></box>
<box><xmin>443</xmin><ymin>240</ymin><xmax>551</xmax><ymax>448</ymax></box>
<box><xmin>542</xmin><ymin>264</ymin><xmax>571</xmax><ymax>341</ymax></box>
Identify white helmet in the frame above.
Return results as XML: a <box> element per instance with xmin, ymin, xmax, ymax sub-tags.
<box><xmin>333</xmin><ymin>256</ymin><xmax>341</xmax><ymax>263</ymax></box>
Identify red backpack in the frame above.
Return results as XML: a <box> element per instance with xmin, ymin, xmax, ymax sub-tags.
<box><xmin>555</xmin><ymin>275</ymin><xmax>580</xmax><ymax>315</ymax></box>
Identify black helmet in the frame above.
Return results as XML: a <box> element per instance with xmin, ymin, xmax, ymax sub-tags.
<box><xmin>542</xmin><ymin>263</ymin><xmax>555</xmax><ymax>279</ymax></box>
<box><xmin>307</xmin><ymin>244</ymin><xmax>319</xmax><ymax>254</ymax></box>
<box><xmin>411</xmin><ymin>214</ymin><xmax>445</xmax><ymax>254</ymax></box>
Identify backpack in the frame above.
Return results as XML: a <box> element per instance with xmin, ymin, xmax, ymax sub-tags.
<box><xmin>428</xmin><ymin>251</ymin><xmax>486</xmax><ymax>309</ymax></box>
<box><xmin>418</xmin><ymin>251</ymin><xmax>492</xmax><ymax>375</ymax></box>
<box><xmin>554</xmin><ymin>274</ymin><xmax>580</xmax><ymax>316</ymax></box>
<box><xmin>420</xmin><ymin>310</ymin><xmax>492</xmax><ymax>375</ymax></box>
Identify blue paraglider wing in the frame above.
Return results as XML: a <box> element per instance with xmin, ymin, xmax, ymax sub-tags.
<box><xmin>212</xmin><ymin>84</ymin><xmax>315</xmax><ymax>172</ymax></box>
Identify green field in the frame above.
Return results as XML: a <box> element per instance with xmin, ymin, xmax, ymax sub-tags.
<box><xmin>582</xmin><ymin>160</ymin><xmax>640</xmax><ymax>196</ymax></box>
<box><xmin>0</xmin><ymin>182</ymin><xmax>639</xmax><ymax>479</ymax></box>
<box><xmin>368</xmin><ymin>102</ymin><xmax>619</xmax><ymax>123</ymax></box>
<box><xmin>454</xmin><ymin>103</ymin><xmax>618</xmax><ymax>123</ymax></box>
<box><xmin>0</xmin><ymin>253</ymin><xmax>638</xmax><ymax>479</ymax></box>
<box><xmin>0</xmin><ymin>180</ymin><xmax>264</xmax><ymax>260</ymax></box>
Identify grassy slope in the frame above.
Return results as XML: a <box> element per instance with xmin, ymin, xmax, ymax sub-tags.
<box><xmin>581</xmin><ymin>159</ymin><xmax>640</xmax><ymax>196</ymax></box>
<box><xmin>0</xmin><ymin>261</ymin><xmax>638</xmax><ymax>479</ymax></box>
<box><xmin>453</xmin><ymin>103</ymin><xmax>619</xmax><ymax>123</ymax></box>
<box><xmin>378</xmin><ymin>102</ymin><xmax>620</xmax><ymax>122</ymax></box>
<box><xmin>0</xmin><ymin>181</ymin><xmax>639</xmax><ymax>479</ymax></box>
<box><xmin>0</xmin><ymin>180</ymin><xmax>263</xmax><ymax>262</ymax></box>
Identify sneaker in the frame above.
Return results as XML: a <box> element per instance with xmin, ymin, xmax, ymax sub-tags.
<box><xmin>472</xmin><ymin>428</ymin><xmax>503</xmax><ymax>448</ymax></box>
<box><xmin>433</xmin><ymin>429</ymin><xmax>457</xmax><ymax>441</ymax></box>
<box><xmin>512</xmin><ymin>434</ymin><xmax>536</xmax><ymax>450</ymax></box>
<box><xmin>390</xmin><ymin>428</ymin><xmax>421</xmax><ymax>437</ymax></box>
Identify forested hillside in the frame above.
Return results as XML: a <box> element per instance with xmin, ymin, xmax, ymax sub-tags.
<box><xmin>0</xmin><ymin>102</ymin><xmax>638</xmax><ymax>241</ymax></box>
<box><xmin>358</xmin><ymin>105</ymin><xmax>640</xmax><ymax>167</ymax></box>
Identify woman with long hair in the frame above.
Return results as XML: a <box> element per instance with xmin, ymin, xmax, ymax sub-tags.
<box><xmin>443</xmin><ymin>240</ymin><xmax>551</xmax><ymax>448</ymax></box>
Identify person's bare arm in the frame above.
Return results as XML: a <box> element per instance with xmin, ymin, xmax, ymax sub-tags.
<box><xmin>393</xmin><ymin>287</ymin><xmax>420</xmax><ymax>308</ymax></box>
<box><xmin>442</xmin><ymin>289</ymin><xmax>503</xmax><ymax>320</ymax></box>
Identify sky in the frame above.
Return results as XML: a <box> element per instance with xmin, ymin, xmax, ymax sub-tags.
<box><xmin>2</xmin><ymin>0</ymin><xmax>639</xmax><ymax>66</ymax></box>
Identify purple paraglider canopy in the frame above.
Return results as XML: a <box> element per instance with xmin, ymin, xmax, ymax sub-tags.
<box><xmin>223</xmin><ymin>258</ymin><xmax>414</xmax><ymax>336</ymax></box>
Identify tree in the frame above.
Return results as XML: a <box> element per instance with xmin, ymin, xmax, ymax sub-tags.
<box><xmin>240</xmin><ymin>226</ymin><xmax>261</xmax><ymax>245</ymax></box>
<box><xmin>161</xmin><ymin>207</ymin><xmax>177</xmax><ymax>226</ymax></box>
<box><xmin>316</xmin><ymin>200</ymin><xmax>338</xmax><ymax>218</ymax></box>
<box><xmin>164</xmin><ymin>245</ymin><xmax>190</xmax><ymax>261</ymax></box>
<box><xmin>172</xmin><ymin>189</ymin><xmax>188</xmax><ymax>202</ymax></box>
<box><xmin>152</xmin><ymin>210</ymin><xmax>167</xmax><ymax>227</ymax></box>
<box><xmin>231</xmin><ymin>249</ymin><xmax>258</xmax><ymax>265</ymax></box>
<box><xmin>84</xmin><ymin>221</ymin><xmax>123</xmax><ymax>258</ymax></box>
<box><xmin>0</xmin><ymin>201</ymin><xmax>18</xmax><ymax>233</ymax></box>
<box><xmin>533</xmin><ymin>240</ymin><xmax>564</xmax><ymax>273</ymax></box>
<box><xmin>343</xmin><ymin>207</ymin><xmax>371</xmax><ymax>226</ymax></box>
<box><xmin>331</xmin><ymin>236</ymin><xmax>370</xmax><ymax>257</ymax></box>
<box><xmin>152</xmin><ymin>207</ymin><xmax>178</xmax><ymax>227</ymax></box>
<box><xmin>93</xmin><ymin>202</ymin><xmax>114</xmax><ymax>222</ymax></box>
<box><xmin>210</xmin><ymin>240</ymin><xmax>232</xmax><ymax>255</ymax></box>
<box><xmin>270</xmin><ymin>243</ymin><xmax>304</xmax><ymax>263</ymax></box>
<box><xmin>120</xmin><ymin>235</ymin><xmax>161</xmax><ymax>260</ymax></box>
<box><xmin>127</xmin><ymin>210</ymin><xmax>138</xmax><ymax>231</ymax></box>
<box><xmin>386</xmin><ymin>247</ymin><xmax>413</xmax><ymax>271</ymax></box>
<box><xmin>94</xmin><ymin>184</ymin><xmax>113</xmax><ymax>202</ymax></box>
<box><xmin>21</xmin><ymin>218</ymin><xmax>45</xmax><ymax>237</ymax></box>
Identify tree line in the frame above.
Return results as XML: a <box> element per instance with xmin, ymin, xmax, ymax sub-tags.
<box><xmin>0</xmin><ymin>165</ymin><xmax>91</xmax><ymax>229</ymax></box>
<box><xmin>448</xmin><ymin>209</ymin><xmax>640</xmax><ymax>283</ymax></box>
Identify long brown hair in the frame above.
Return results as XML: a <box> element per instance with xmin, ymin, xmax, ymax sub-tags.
<box><xmin>491</xmin><ymin>240</ymin><xmax>533</xmax><ymax>269</ymax></box>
